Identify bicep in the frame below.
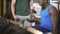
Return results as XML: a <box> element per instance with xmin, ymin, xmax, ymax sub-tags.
<box><xmin>49</xmin><ymin>7</ymin><xmax>58</xmax><ymax>20</ymax></box>
<box><xmin>49</xmin><ymin>7</ymin><xmax>58</xmax><ymax>34</ymax></box>
<box><xmin>49</xmin><ymin>7</ymin><xmax>58</xmax><ymax>28</ymax></box>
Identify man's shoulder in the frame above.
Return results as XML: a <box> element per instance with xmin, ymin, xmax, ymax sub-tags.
<box><xmin>49</xmin><ymin>5</ymin><xmax>57</xmax><ymax>11</ymax></box>
<box><xmin>49</xmin><ymin>5</ymin><xmax>58</xmax><ymax>14</ymax></box>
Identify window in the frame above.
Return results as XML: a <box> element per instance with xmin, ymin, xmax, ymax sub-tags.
<box><xmin>50</xmin><ymin>0</ymin><xmax>58</xmax><ymax>2</ymax></box>
<box><xmin>50</xmin><ymin>0</ymin><xmax>59</xmax><ymax>10</ymax></box>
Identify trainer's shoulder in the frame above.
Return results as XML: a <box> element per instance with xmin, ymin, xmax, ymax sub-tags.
<box><xmin>49</xmin><ymin>5</ymin><xmax>58</xmax><ymax>14</ymax></box>
<box><xmin>50</xmin><ymin>5</ymin><xmax>57</xmax><ymax>10</ymax></box>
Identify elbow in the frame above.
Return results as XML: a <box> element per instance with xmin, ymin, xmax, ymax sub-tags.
<box><xmin>11</xmin><ymin>3</ymin><xmax>15</xmax><ymax>8</ymax></box>
<box><xmin>11</xmin><ymin>4</ymin><xmax>14</xmax><ymax>8</ymax></box>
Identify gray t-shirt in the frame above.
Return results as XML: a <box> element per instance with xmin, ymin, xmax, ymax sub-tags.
<box><xmin>16</xmin><ymin>0</ymin><xmax>30</xmax><ymax>16</ymax></box>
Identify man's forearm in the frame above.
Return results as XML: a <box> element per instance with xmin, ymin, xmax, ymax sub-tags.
<box><xmin>11</xmin><ymin>4</ymin><xmax>15</xmax><ymax>16</ymax></box>
<box><xmin>11</xmin><ymin>0</ymin><xmax>16</xmax><ymax>17</ymax></box>
<box><xmin>34</xmin><ymin>17</ymin><xmax>40</xmax><ymax>22</ymax></box>
<box><xmin>52</xmin><ymin>16</ymin><xmax>58</xmax><ymax>34</ymax></box>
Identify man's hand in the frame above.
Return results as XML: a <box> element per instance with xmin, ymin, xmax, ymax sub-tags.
<box><xmin>30</xmin><ymin>13</ymin><xmax>35</xmax><ymax>20</ymax></box>
<box><xmin>30</xmin><ymin>13</ymin><xmax>40</xmax><ymax>22</ymax></box>
<box><xmin>13</xmin><ymin>15</ymin><xmax>19</xmax><ymax>20</ymax></box>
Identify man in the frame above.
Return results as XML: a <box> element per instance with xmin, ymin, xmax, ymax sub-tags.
<box><xmin>11</xmin><ymin>0</ymin><xmax>34</xmax><ymax>27</ymax></box>
<box><xmin>27</xmin><ymin>0</ymin><xmax>58</xmax><ymax>34</ymax></box>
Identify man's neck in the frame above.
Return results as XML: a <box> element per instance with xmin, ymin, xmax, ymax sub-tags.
<box><xmin>42</xmin><ymin>3</ymin><xmax>49</xmax><ymax>9</ymax></box>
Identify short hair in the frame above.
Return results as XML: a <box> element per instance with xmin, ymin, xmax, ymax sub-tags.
<box><xmin>0</xmin><ymin>17</ymin><xmax>33</xmax><ymax>34</ymax></box>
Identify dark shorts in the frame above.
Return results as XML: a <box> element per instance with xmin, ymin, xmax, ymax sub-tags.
<box><xmin>32</xmin><ymin>26</ymin><xmax>51</xmax><ymax>33</ymax></box>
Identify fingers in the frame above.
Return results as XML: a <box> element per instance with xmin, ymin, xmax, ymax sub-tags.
<box><xmin>13</xmin><ymin>15</ymin><xmax>19</xmax><ymax>20</ymax></box>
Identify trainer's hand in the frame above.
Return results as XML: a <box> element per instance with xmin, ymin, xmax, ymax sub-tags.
<box><xmin>30</xmin><ymin>13</ymin><xmax>35</xmax><ymax>20</ymax></box>
<box><xmin>13</xmin><ymin>15</ymin><xmax>19</xmax><ymax>20</ymax></box>
<box><xmin>30</xmin><ymin>14</ymin><xmax>40</xmax><ymax>22</ymax></box>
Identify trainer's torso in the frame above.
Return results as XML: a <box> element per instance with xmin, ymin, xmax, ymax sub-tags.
<box><xmin>16</xmin><ymin>0</ymin><xmax>30</xmax><ymax>16</ymax></box>
<box><xmin>40</xmin><ymin>5</ymin><xmax>53</xmax><ymax>31</ymax></box>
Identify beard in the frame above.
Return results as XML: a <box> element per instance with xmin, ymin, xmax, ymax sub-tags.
<box><xmin>42</xmin><ymin>2</ymin><xmax>46</xmax><ymax>9</ymax></box>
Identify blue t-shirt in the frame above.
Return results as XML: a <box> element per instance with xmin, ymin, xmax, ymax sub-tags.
<box><xmin>40</xmin><ymin>5</ymin><xmax>53</xmax><ymax>31</ymax></box>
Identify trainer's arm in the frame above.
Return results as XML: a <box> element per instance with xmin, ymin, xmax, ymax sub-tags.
<box><xmin>49</xmin><ymin>7</ymin><xmax>58</xmax><ymax>34</ymax></box>
<box><xmin>11</xmin><ymin>0</ymin><xmax>16</xmax><ymax>18</ymax></box>
<box><xmin>30</xmin><ymin>0</ymin><xmax>35</xmax><ymax>9</ymax></box>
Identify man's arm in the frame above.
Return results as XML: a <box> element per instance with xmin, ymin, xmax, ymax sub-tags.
<box><xmin>30</xmin><ymin>0</ymin><xmax>35</xmax><ymax>9</ymax></box>
<box><xmin>30</xmin><ymin>13</ymin><xmax>40</xmax><ymax>23</ymax></box>
<box><xmin>49</xmin><ymin>7</ymin><xmax>58</xmax><ymax>34</ymax></box>
<box><xmin>30</xmin><ymin>0</ymin><xmax>40</xmax><ymax>22</ymax></box>
<box><xmin>11</xmin><ymin>0</ymin><xmax>16</xmax><ymax>19</ymax></box>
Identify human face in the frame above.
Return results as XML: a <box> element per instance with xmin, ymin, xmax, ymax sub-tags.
<box><xmin>38</xmin><ymin>0</ymin><xmax>44</xmax><ymax>6</ymax></box>
<box><xmin>38</xmin><ymin>0</ymin><xmax>48</xmax><ymax>6</ymax></box>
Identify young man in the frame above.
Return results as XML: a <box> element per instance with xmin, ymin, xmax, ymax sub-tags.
<box><xmin>27</xmin><ymin>0</ymin><xmax>58</xmax><ymax>34</ymax></box>
<box><xmin>11</xmin><ymin>0</ymin><xmax>34</xmax><ymax>27</ymax></box>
